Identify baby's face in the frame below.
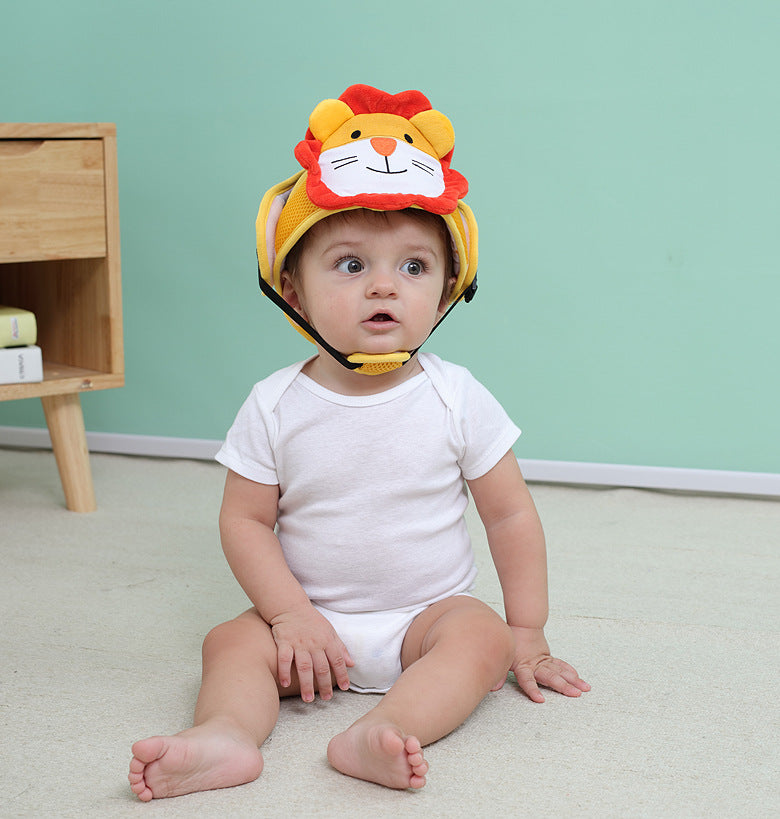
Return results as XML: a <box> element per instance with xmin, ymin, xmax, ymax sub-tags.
<box><xmin>282</xmin><ymin>210</ymin><xmax>451</xmax><ymax>363</ymax></box>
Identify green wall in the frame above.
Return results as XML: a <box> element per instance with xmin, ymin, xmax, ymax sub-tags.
<box><xmin>2</xmin><ymin>1</ymin><xmax>778</xmax><ymax>473</ymax></box>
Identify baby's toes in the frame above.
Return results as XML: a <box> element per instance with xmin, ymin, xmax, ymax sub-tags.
<box><xmin>404</xmin><ymin>736</ymin><xmax>422</xmax><ymax>753</ymax></box>
<box><xmin>407</xmin><ymin>750</ymin><xmax>425</xmax><ymax>768</ymax></box>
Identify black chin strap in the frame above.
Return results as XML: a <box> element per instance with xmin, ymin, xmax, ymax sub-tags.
<box><xmin>257</xmin><ymin>256</ymin><xmax>477</xmax><ymax>371</ymax></box>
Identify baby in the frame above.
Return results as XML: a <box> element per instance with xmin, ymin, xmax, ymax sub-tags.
<box><xmin>129</xmin><ymin>84</ymin><xmax>588</xmax><ymax>800</ymax></box>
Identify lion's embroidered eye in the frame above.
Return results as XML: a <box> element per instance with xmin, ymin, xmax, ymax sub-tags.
<box><xmin>351</xmin><ymin>130</ymin><xmax>361</xmax><ymax>139</ymax></box>
<box><xmin>404</xmin><ymin>134</ymin><xmax>413</xmax><ymax>144</ymax></box>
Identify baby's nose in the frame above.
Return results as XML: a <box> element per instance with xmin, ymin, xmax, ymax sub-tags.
<box><xmin>370</xmin><ymin>137</ymin><xmax>397</xmax><ymax>157</ymax></box>
<box><xmin>368</xmin><ymin>267</ymin><xmax>398</xmax><ymax>295</ymax></box>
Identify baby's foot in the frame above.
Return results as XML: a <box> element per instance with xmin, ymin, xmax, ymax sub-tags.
<box><xmin>327</xmin><ymin>722</ymin><xmax>428</xmax><ymax>789</ymax></box>
<box><xmin>128</xmin><ymin>722</ymin><xmax>263</xmax><ymax>801</ymax></box>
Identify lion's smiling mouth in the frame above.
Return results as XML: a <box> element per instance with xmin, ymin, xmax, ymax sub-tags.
<box><xmin>367</xmin><ymin>156</ymin><xmax>408</xmax><ymax>175</ymax></box>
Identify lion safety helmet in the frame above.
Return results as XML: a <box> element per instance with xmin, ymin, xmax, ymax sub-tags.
<box><xmin>256</xmin><ymin>84</ymin><xmax>478</xmax><ymax>376</ymax></box>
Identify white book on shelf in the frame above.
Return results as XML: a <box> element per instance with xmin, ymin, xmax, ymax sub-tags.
<box><xmin>0</xmin><ymin>345</ymin><xmax>44</xmax><ymax>384</ymax></box>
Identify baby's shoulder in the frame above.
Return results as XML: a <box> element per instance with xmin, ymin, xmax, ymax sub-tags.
<box><xmin>419</xmin><ymin>353</ymin><xmax>486</xmax><ymax>405</ymax></box>
<box><xmin>420</xmin><ymin>351</ymin><xmax>485</xmax><ymax>384</ymax></box>
<box><xmin>248</xmin><ymin>359</ymin><xmax>309</xmax><ymax>409</ymax></box>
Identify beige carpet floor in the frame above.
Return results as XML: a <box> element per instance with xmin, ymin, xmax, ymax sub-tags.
<box><xmin>0</xmin><ymin>447</ymin><xmax>778</xmax><ymax>817</ymax></box>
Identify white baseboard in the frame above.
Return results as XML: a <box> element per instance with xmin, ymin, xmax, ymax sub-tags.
<box><xmin>0</xmin><ymin>426</ymin><xmax>222</xmax><ymax>460</ymax></box>
<box><xmin>1</xmin><ymin>425</ymin><xmax>778</xmax><ymax>497</ymax></box>
<box><xmin>516</xmin><ymin>458</ymin><xmax>779</xmax><ymax>496</ymax></box>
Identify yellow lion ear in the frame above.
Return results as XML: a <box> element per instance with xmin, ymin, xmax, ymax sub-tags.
<box><xmin>409</xmin><ymin>109</ymin><xmax>455</xmax><ymax>158</ymax></box>
<box><xmin>309</xmin><ymin>98</ymin><xmax>355</xmax><ymax>142</ymax></box>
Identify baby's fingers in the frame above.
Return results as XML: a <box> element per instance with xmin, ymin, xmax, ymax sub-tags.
<box><xmin>327</xmin><ymin>645</ymin><xmax>354</xmax><ymax>693</ymax></box>
<box><xmin>276</xmin><ymin>641</ymin><xmax>294</xmax><ymax>689</ymax></box>
<box><xmin>562</xmin><ymin>665</ymin><xmax>591</xmax><ymax>695</ymax></box>
<box><xmin>293</xmin><ymin>649</ymin><xmax>318</xmax><ymax>703</ymax></box>
<box><xmin>536</xmin><ymin>660</ymin><xmax>590</xmax><ymax>698</ymax></box>
<box><xmin>513</xmin><ymin>665</ymin><xmax>547</xmax><ymax>703</ymax></box>
<box><xmin>310</xmin><ymin>648</ymin><xmax>336</xmax><ymax>701</ymax></box>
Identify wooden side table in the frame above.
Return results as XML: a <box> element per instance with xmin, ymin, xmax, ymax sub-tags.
<box><xmin>0</xmin><ymin>123</ymin><xmax>124</xmax><ymax>511</ymax></box>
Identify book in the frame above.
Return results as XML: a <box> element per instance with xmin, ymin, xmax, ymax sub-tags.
<box><xmin>0</xmin><ymin>345</ymin><xmax>44</xmax><ymax>384</ymax></box>
<box><xmin>0</xmin><ymin>305</ymin><xmax>38</xmax><ymax>348</ymax></box>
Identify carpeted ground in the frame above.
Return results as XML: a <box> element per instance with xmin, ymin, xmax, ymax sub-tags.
<box><xmin>1</xmin><ymin>447</ymin><xmax>778</xmax><ymax>817</ymax></box>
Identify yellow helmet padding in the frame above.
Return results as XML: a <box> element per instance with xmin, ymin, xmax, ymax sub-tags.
<box><xmin>257</xmin><ymin>170</ymin><xmax>478</xmax><ymax>305</ymax></box>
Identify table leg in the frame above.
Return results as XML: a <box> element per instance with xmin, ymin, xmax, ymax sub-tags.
<box><xmin>41</xmin><ymin>393</ymin><xmax>97</xmax><ymax>512</ymax></box>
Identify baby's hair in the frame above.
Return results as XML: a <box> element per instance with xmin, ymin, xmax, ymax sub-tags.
<box><xmin>283</xmin><ymin>208</ymin><xmax>456</xmax><ymax>301</ymax></box>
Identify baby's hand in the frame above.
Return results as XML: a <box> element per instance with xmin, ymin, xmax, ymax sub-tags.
<box><xmin>509</xmin><ymin>626</ymin><xmax>590</xmax><ymax>703</ymax></box>
<box><xmin>270</xmin><ymin>605</ymin><xmax>354</xmax><ymax>702</ymax></box>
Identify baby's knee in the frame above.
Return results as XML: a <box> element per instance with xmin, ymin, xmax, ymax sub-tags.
<box><xmin>483</xmin><ymin>618</ymin><xmax>515</xmax><ymax>673</ymax></box>
<box><xmin>202</xmin><ymin>619</ymin><xmax>241</xmax><ymax>658</ymax></box>
<box><xmin>462</xmin><ymin>613</ymin><xmax>514</xmax><ymax>682</ymax></box>
<box><xmin>201</xmin><ymin>613</ymin><xmax>274</xmax><ymax>663</ymax></box>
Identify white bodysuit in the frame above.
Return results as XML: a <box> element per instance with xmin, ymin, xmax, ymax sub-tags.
<box><xmin>216</xmin><ymin>353</ymin><xmax>520</xmax><ymax>692</ymax></box>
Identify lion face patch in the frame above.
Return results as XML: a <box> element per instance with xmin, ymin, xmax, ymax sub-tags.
<box><xmin>293</xmin><ymin>85</ymin><xmax>468</xmax><ymax>215</ymax></box>
<box><xmin>317</xmin><ymin>127</ymin><xmax>446</xmax><ymax>200</ymax></box>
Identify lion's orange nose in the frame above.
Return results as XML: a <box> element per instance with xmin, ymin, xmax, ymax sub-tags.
<box><xmin>370</xmin><ymin>137</ymin><xmax>397</xmax><ymax>157</ymax></box>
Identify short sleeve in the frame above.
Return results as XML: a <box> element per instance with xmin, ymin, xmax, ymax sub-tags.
<box><xmin>457</xmin><ymin>374</ymin><xmax>521</xmax><ymax>480</ymax></box>
<box><xmin>413</xmin><ymin>354</ymin><xmax>519</xmax><ymax>481</ymax></box>
<box><xmin>215</xmin><ymin>384</ymin><xmax>280</xmax><ymax>485</ymax></box>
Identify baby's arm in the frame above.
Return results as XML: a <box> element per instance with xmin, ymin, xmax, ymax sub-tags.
<box><xmin>467</xmin><ymin>451</ymin><xmax>589</xmax><ymax>702</ymax></box>
<box><xmin>219</xmin><ymin>469</ymin><xmax>353</xmax><ymax>701</ymax></box>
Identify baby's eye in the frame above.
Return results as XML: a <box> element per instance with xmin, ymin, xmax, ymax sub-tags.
<box><xmin>402</xmin><ymin>260</ymin><xmax>425</xmax><ymax>276</ymax></box>
<box><xmin>337</xmin><ymin>257</ymin><xmax>364</xmax><ymax>275</ymax></box>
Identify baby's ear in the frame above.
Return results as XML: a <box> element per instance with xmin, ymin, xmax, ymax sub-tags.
<box><xmin>439</xmin><ymin>275</ymin><xmax>458</xmax><ymax>312</ymax></box>
<box><xmin>280</xmin><ymin>271</ymin><xmax>304</xmax><ymax>315</ymax></box>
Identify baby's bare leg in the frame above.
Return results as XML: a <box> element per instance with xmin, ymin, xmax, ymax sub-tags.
<box><xmin>327</xmin><ymin>596</ymin><xmax>514</xmax><ymax>789</ymax></box>
<box><xmin>129</xmin><ymin>609</ymin><xmax>279</xmax><ymax>801</ymax></box>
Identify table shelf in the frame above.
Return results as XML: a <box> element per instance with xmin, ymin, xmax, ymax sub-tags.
<box><xmin>0</xmin><ymin>123</ymin><xmax>124</xmax><ymax>511</ymax></box>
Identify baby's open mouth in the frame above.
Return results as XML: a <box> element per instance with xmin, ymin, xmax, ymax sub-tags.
<box><xmin>369</xmin><ymin>313</ymin><xmax>394</xmax><ymax>322</ymax></box>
